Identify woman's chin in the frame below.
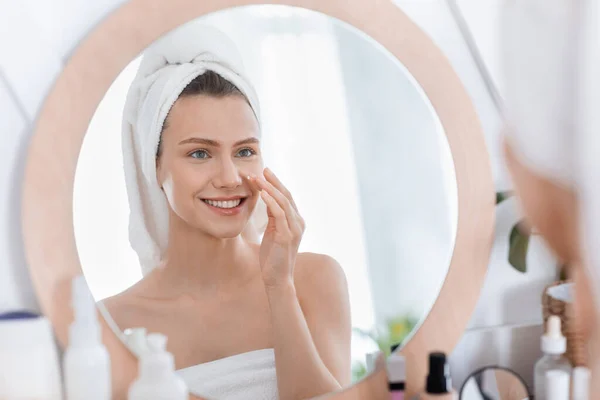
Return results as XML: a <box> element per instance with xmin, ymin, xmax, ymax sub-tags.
<box><xmin>215</xmin><ymin>230</ymin><xmax>244</xmax><ymax>239</ymax></box>
<box><xmin>203</xmin><ymin>224</ymin><xmax>247</xmax><ymax>239</ymax></box>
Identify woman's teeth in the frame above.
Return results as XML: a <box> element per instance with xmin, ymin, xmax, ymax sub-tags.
<box><xmin>203</xmin><ymin>199</ymin><xmax>242</xmax><ymax>209</ymax></box>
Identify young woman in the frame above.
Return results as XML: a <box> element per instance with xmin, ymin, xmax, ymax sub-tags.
<box><xmin>104</xmin><ymin>24</ymin><xmax>351</xmax><ymax>400</ymax></box>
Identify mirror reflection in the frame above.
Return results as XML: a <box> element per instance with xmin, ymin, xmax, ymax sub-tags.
<box><xmin>74</xmin><ymin>5</ymin><xmax>457</xmax><ymax>398</ymax></box>
<box><xmin>460</xmin><ymin>367</ymin><xmax>530</xmax><ymax>400</ymax></box>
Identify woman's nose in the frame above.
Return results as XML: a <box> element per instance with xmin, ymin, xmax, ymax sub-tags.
<box><xmin>212</xmin><ymin>159</ymin><xmax>243</xmax><ymax>189</ymax></box>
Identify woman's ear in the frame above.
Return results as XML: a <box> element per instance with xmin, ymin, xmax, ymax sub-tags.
<box><xmin>156</xmin><ymin>157</ymin><xmax>164</xmax><ymax>191</ymax></box>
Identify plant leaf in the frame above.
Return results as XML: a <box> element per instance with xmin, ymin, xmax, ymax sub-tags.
<box><xmin>352</xmin><ymin>361</ymin><xmax>368</xmax><ymax>382</ymax></box>
<box><xmin>496</xmin><ymin>191</ymin><xmax>515</xmax><ymax>205</ymax></box>
<box><xmin>508</xmin><ymin>221</ymin><xmax>530</xmax><ymax>273</ymax></box>
<box><xmin>351</xmin><ymin>327</ymin><xmax>373</xmax><ymax>338</ymax></box>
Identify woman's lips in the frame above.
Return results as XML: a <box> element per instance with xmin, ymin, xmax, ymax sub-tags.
<box><xmin>201</xmin><ymin>197</ymin><xmax>247</xmax><ymax>216</ymax></box>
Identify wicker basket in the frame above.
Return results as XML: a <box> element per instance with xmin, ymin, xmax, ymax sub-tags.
<box><xmin>542</xmin><ymin>280</ymin><xmax>587</xmax><ymax>367</ymax></box>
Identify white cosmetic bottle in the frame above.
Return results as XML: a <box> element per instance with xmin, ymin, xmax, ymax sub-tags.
<box><xmin>63</xmin><ymin>275</ymin><xmax>111</xmax><ymax>400</ymax></box>
<box><xmin>534</xmin><ymin>315</ymin><xmax>571</xmax><ymax>400</ymax></box>
<box><xmin>572</xmin><ymin>366</ymin><xmax>591</xmax><ymax>400</ymax></box>
<box><xmin>128</xmin><ymin>333</ymin><xmax>188</xmax><ymax>400</ymax></box>
<box><xmin>546</xmin><ymin>370</ymin><xmax>570</xmax><ymax>400</ymax></box>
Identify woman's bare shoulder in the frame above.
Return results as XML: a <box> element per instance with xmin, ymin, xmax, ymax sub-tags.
<box><xmin>294</xmin><ymin>252</ymin><xmax>349</xmax><ymax>302</ymax></box>
<box><xmin>293</xmin><ymin>253</ymin><xmax>351</xmax><ymax>342</ymax></box>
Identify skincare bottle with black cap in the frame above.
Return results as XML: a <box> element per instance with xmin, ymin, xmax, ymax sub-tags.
<box><xmin>421</xmin><ymin>352</ymin><xmax>456</xmax><ymax>400</ymax></box>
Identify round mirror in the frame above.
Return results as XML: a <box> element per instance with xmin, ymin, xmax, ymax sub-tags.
<box><xmin>460</xmin><ymin>367</ymin><xmax>530</xmax><ymax>400</ymax></box>
<box><xmin>72</xmin><ymin>4</ymin><xmax>456</xmax><ymax>397</ymax></box>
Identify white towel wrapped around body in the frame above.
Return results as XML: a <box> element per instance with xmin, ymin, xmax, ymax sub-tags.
<box><xmin>122</xmin><ymin>22</ymin><xmax>267</xmax><ymax>275</ymax></box>
<box><xmin>177</xmin><ymin>349</ymin><xmax>278</xmax><ymax>400</ymax></box>
<box><xmin>121</xmin><ymin>328</ymin><xmax>278</xmax><ymax>399</ymax></box>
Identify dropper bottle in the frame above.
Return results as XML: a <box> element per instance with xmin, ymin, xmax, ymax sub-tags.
<box><xmin>534</xmin><ymin>315</ymin><xmax>572</xmax><ymax>399</ymax></box>
<box><xmin>63</xmin><ymin>275</ymin><xmax>111</xmax><ymax>400</ymax></box>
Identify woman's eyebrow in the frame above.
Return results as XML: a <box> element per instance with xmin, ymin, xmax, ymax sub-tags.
<box><xmin>234</xmin><ymin>137</ymin><xmax>260</xmax><ymax>146</ymax></box>
<box><xmin>178</xmin><ymin>137</ymin><xmax>219</xmax><ymax>146</ymax></box>
<box><xmin>178</xmin><ymin>137</ymin><xmax>260</xmax><ymax>146</ymax></box>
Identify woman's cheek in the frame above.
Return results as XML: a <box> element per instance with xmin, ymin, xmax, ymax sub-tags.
<box><xmin>251</xmin><ymin>156</ymin><xmax>264</xmax><ymax>173</ymax></box>
<box><xmin>162</xmin><ymin>165</ymin><xmax>199</xmax><ymax>209</ymax></box>
<box><xmin>238</xmin><ymin>158</ymin><xmax>263</xmax><ymax>177</ymax></box>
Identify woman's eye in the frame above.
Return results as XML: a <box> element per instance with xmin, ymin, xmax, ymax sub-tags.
<box><xmin>237</xmin><ymin>148</ymin><xmax>256</xmax><ymax>158</ymax></box>
<box><xmin>190</xmin><ymin>150</ymin><xmax>209</xmax><ymax>159</ymax></box>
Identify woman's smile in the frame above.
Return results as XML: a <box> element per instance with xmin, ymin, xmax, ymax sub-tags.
<box><xmin>200</xmin><ymin>196</ymin><xmax>249</xmax><ymax>216</ymax></box>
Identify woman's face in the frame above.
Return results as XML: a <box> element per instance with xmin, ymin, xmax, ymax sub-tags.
<box><xmin>156</xmin><ymin>94</ymin><xmax>263</xmax><ymax>238</ymax></box>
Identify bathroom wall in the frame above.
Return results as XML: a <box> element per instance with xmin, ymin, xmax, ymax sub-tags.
<box><xmin>0</xmin><ymin>0</ymin><xmax>126</xmax><ymax>313</ymax></box>
<box><xmin>0</xmin><ymin>0</ymin><xmax>556</xmax><ymax>390</ymax></box>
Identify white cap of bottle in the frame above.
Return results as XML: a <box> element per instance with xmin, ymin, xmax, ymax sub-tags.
<box><xmin>572</xmin><ymin>366</ymin><xmax>591</xmax><ymax>400</ymax></box>
<box><xmin>546</xmin><ymin>370</ymin><xmax>570</xmax><ymax>400</ymax></box>
<box><xmin>141</xmin><ymin>333</ymin><xmax>175</xmax><ymax>378</ymax></box>
<box><xmin>124</xmin><ymin>327</ymin><xmax>149</xmax><ymax>357</ymax></box>
<box><xmin>542</xmin><ymin>315</ymin><xmax>567</xmax><ymax>354</ymax></box>
<box><xmin>129</xmin><ymin>333</ymin><xmax>188</xmax><ymax>400</ymax></box>
<box><xmin>386</xmin><ymin>353</ymin><xmax>406</xmax><ymax>384</ymax></box>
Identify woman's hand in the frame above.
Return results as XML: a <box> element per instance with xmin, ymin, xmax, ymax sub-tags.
<box><xmin>248</xmin><ymin>168</ymin><xmax>305</xmax><ymax>291</ymax></box>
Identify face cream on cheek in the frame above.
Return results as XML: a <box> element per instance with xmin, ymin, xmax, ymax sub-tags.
<box><xmin>160</xmin><ymin>175</ymin><xmax>176</xmax><ymax>206</ymax></box>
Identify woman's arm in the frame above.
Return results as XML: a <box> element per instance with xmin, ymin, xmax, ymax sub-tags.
<box><xmin>249</xmin><ymin>169</ymin><xmax>351</xmax><ymax>400</ymax></box>
<box><xmin>267</xmin><ymin>253</ymin><xmax>352</xmax><ymax>399</ymax></box>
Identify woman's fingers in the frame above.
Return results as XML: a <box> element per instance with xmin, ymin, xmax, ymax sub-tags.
<box><xmin>247</xmin><ymin>168</ymin><xmax>305</xmax><ymax>238</ymax></box>
<box><xmin>263</xmin><ymin>168</ymin><xmax>299</xmax><ymax>212</ymax></box>
<box><xmin>243</xmin><ymin>173</ymin><xmax>261</xmax><ymax>195</ymax></box>
<box><xmin>260</xmin><ymin>190</ymin><xmax>290</xmax><ymax>235</ymax></box>
<box><xmin>253</xmin><ymin>175</ymin><xmax>302</xmax><ymax>236</ymax></box>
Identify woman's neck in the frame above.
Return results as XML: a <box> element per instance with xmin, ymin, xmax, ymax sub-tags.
<box><xmin>157</xmin><ymin>213</ymin><xmax>259</xmax><ymax>293</ymax></box>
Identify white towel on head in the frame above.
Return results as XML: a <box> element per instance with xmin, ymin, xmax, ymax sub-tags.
<box><xmin>122</xmin><ymin>22</ymin><xmax>267</xmax><ymax>275</ymax></box>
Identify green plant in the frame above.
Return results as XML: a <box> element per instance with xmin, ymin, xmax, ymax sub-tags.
<box><xmin>496</xmin><ymin>191</ymin><xmax>533</xmax><ymax>273</ymax></box>
<box><xmin>351</xmin><ymin>315</ymin><xmax>419</xmax><ymax>382</ymax></box>
<box><xmin>497</xmin><ymin>191</ymin><xmax>567</xmax><ymax>278</ymax></box>
<box><xmin>351</xmin><ymin>361</ymin><xmax>367</xmax><ymax>383</ymax></box>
